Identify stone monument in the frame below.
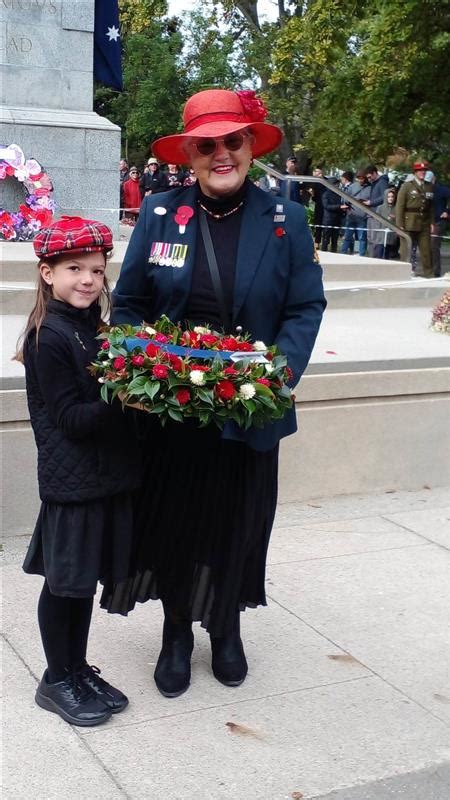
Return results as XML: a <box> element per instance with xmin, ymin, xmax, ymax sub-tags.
<box><xmin>0</xmin><ymin>0</ymin><xmax>120</xmax><ymax>232</ymax></box>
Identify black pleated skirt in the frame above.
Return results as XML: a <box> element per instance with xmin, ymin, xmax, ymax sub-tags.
<box><xmin>100</xmin><ymin>419</ymin><xmax>279</xmax><ymax>636</ymax></box>
<box><xmin>23</xmin><ymin>491</ymin><xmax>137</xmax><ymax>598</ymax></box>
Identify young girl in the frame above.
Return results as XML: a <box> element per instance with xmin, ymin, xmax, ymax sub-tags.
<box><xmin>17</xmin><ymin>216</ymin><xmax>141</xmax><ymax>727</ymax></box>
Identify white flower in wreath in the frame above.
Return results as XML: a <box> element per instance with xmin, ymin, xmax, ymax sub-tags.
<box><xmin>239</xmin><ymin>383</ymin><xmax>256</xmax><ymax>400</ymax></box>
<box><xmin>189</xmin><ymin>369</ymin><xmax>206</xmax><ymax>386</ymax></box>
<box><xmin>193</xmin><ymin>326</ymin><xmax>210</xmax><ymax>334</ymax></box>
<box><xmin>25</xmin><ymin>159</ymin><xmax>41</xmax><ymax>176</ymax></box>
<box><xmin>14</xmin><ymin>165</ymin><xmax>29</xmax><ymax>182</ymax></box>
<box><xmin>265</xmin><ymin>363</ymin><xmax>274</xmax><ymax>374</ymax></box>
<box><xmin>145</xmin><ymin>326</ymin><xmax>156</xmax><ymax>335</ymax></box>
<box><xmin>253</xmin><ymin>340</ymin><xmax>267</xmax><ymax>351</ymax></box>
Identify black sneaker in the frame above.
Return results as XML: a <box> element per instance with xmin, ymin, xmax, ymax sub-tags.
<box><xmin>35</xmin><ymin>670</ymin><xmax>112</xmax><ymax>727</ymax></box>
<box><xmin>77</xmin><ymin>663</ymin><xmax>129</xmax><ymax>713</ymax></box>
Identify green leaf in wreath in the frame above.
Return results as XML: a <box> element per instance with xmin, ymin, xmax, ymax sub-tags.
<box><xmin>100</xmin><ymin>383</ymin><xmax>110</xmax><ymax>403</ymax></box>
<box><xmin>196</xmin><ymin>388</ymin><xmax>215</xmax><ymax>406</ymax></box>
<box><xmin>168</xmin><ymin>408</ymin><xmax>184</xmax><ymax>422</ymax></box>
<box><xmin>144</xmin><ymin>380</ymin><xmax>161</xmax><ymax>400</ymax></box>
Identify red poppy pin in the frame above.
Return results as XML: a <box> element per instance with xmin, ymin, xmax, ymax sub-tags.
<box><xmin>275</xmin><ymin>226</ymin><xmax>285</xmax><ymax>237</ymax></box>
<box><xmin>174</xmin><ymin>205</ymin><xmax>194</xmax><ymax>234</ymax></box>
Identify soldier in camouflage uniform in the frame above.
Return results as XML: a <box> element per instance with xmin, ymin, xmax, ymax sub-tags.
<box><xmin>396</xmin><ymin>161</ymin><xmax>434</xmax><ymax>277</ymax></box>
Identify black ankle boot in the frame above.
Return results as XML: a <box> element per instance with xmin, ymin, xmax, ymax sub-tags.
<box><xmin>154</xmin><ymin>617</ymin><xmax>194</xmax><ymax>698</ymax></box>
<box><xmin>210</xmin><ymin>615</ymin><xmax>248</xmax><ymax>687</ymax></box>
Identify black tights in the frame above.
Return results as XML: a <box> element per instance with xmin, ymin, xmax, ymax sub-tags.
<box><xmin>37</xmin><ymin>581</ymin><xmax>94</xmax><ymax>683</ymax></box>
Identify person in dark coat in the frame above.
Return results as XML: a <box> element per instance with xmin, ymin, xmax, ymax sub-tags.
<box><xmin>321</xmin><ymin>177</ymin><xmax>345</xmax><ymax>252</ymax></box>
<box><xmin>139</xmin><ymin>157</ymin><xmax>168</xmax><ymax>198</ymax></box>
<box><xmin>309</xmin><ymin>166</ymin><xmax>327</xmax><ymax>246</ymax></box>
<box><xmin>17</xmin><ymin>217</ymin><xmax>141</xmax><ymax>727</ymax></box>
<box><xmin>426</xmin><ymin>171</ymin><xmax>450</xmax><ymax>277</ymax></box>
<box><xmin>364</xmin><ymin>163</ymin><xmax>389</xmax><ymax>256</ymax></box>
<box><xmin>107</xmin><ymin>88</ymin><xmax>326</xmax><ymax>699</ymax></box>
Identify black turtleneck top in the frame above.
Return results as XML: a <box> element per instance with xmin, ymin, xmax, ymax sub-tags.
<box><xmin>185</xmin><ymin>179</ymin><xmax>249</xmax><ymax>332</ymax></box>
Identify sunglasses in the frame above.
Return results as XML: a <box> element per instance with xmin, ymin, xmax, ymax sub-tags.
<box><xmin>192</xmin><ymin>132</ymin><xmax>249</xmax><ymax>157</ymax></box>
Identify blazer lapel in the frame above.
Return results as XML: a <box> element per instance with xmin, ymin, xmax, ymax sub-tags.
<box><xmin>161</xmin><ymin>186</ymin><xmax>198</xmax><ymax>309</ymax></box>
<box><xmin>233</xmin><ymin>183</ymin><xmax>274</xmax><ymax>321</ymax></box>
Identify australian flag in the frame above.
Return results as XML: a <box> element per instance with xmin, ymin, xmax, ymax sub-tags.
<box><xmin>94</xmin><ymin>0</ymin><xmax>123</xmax><ymax>91</ymax></box>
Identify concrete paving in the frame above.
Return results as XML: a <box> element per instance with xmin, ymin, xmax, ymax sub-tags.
<box><xmin>2</xmin><ymin>486</ymin><xmax>450</xmax><ymax>799</ymax></box>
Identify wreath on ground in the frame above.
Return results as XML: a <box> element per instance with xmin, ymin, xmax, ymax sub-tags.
<box><xmin>430</xmin><ymin>290</ymin><xmax>450</xmax><ymax>335</ymax></box>
<box><xmin>0</xmin><ymin>144</ymin><xmax>54</xmax><ymax>241</ymax></box>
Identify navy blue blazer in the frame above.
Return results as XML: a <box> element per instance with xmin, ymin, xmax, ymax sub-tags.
<box><xmin>112</xmin><ymin>182</ymin><xmax>326</xmax><ymax>451</ymax></box>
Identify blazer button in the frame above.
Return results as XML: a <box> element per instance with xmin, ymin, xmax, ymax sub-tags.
<box><xmin>235</xmin><ymin>325</ymin><xmax>243</xmax><ymax>333</ymax></box>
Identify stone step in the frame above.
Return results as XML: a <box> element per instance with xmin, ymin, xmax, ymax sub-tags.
<box><xmin>4</xmin><ymin>306</ymin><xmax>450</xmax><ymax>390</ymax></box>
<box><xmin>1</xmin><ymin>241</ymin><xmax>411</xmax><ymax>283</ymax></box>
<box><xmin>324</xmin><ymin>277</ymin><xmax>447</xmax><ymax>308</ymax></box>
<box><xmin>1</xmin><ymin>276</ymin><xmax>447</xmax><ymax>317</ymax></box>
<box><xmin>319</xmin><ymin>253</ymin><xmax>411</xmax><ymax>282</ymax></box>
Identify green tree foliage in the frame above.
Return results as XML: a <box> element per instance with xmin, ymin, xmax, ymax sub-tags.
<box><xmin>95</xmin><ymin>0</ymin><xmax>449</xmax><ymax>174</ymax></box>
<box><xmin>181</xmin><ymin>6</ymin><xmax>252</xmax><ymax>93</ymax></box>
<box><xmin>223</xmin><ymin>0</ymin><xmax>450</xmax><ymax>172</ymax></box>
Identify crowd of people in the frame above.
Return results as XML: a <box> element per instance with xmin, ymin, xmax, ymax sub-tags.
<box><xmin>255</xmin><ymin>157</ymin><xmax>450</xmax><ymax>277</ymax></box>
<box><xmin>120</xmin><ymin>153</ymin><xmax>449</xmax><ymax>276</ymax></box>
<box><xmin>119</xmin><ymin>157</ymin><xmax>196</xmax><ymax>223</ymax></box>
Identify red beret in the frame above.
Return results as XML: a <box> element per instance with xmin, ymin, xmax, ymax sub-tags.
<box><xmin>413</xmin><ymin>161</ymin><xmax>430</xmax><ymax>171</ymax></box>
<box><xmin>33</xmin><ymin>216</ymin><xmax>113</xmax><ymax>259</ymax></box>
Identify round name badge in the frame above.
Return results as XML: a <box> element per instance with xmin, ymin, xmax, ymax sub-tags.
<box><xmin>154</xmin><ymin>207</ymin><xmax>167</xmax><ymax>216</ymax></box>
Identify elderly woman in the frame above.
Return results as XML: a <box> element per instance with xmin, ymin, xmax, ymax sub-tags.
<box><xmin>107</xmin><ymin>89</ymin><xmax>326</xmax><ymax>697</ymax></box>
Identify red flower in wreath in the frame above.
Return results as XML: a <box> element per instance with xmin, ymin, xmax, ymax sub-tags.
<box><xmin>145</xmin><ymin>342</ymin><xmax>160</xmax><ymax>358</ymax></box>
<box><xmin>176</xmin><ymin>389</ymin><xmax>190</xmax><ymax>405</ymax></box>
<box><xmin>152</xmin><ymin>364</ymin><xmax>169</xmax><ymax>379</ymax></box>
<box><xmin>168</xmin><ymin>353</ymin><xmax>183</xmax><ymax>372</ymax></box>
<box><xmin>219</xmin><ymin>336</ymin><xmax>240</xmax><ymax>351</ymax></box>
<box><xmin>189</xmin><ymin>364</ymin><xmax>209</xmax><ymax>372</ymax></box>
<box><xmin>113</xmin><ymin>356</ymin><xmax>127</xmax><ymax>370</ymax></box>
<box><xmin>131</xmin><ymin>354</ymin><xmax>145</xmax><ymax>367</ymax></box>
<box><xmin>236</xmin><ymin>90</ymin><xmax>268</xmax><ymax>122</ymax></box>
<box><xmin>215</xmin><ymin>380</ymin><xmax>237</xmax><ymax>401</ymax></box>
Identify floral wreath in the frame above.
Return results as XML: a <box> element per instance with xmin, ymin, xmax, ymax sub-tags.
<box><xmin>431</xmin><ymin>290</ymin><xmax>450</xmax><ymax>335</ymax></box>
<box><xmin>0</xmin><ymin>144</ymin><xmax>54</xmax><ymax>241</ymax></box>
<box><xmin>91</xmin><ymin>316</ymin><xmax>294</xmax><ymax>430</ymax></box>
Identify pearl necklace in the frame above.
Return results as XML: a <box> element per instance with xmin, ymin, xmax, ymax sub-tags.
<box><xmin>198</xmin><ymin>200</ymin><xmax>244</xmax><ymax>219</ymax></box>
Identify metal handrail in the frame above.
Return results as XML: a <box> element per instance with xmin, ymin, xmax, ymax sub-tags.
<box><xmin>253</xmin><ymin>160</ymin><xmax>412</xmax><ymax>261</ymax></box>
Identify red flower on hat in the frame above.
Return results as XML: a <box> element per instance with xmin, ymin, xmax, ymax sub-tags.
<box><xmin>174</xmin><ymin>205</ymin><xmax>194</xmax><ymax>227</ymax></box>
<box><xmin>236</xmin><ymin>90</ymin><xmax>268</xmax><ymax>122</ymax></box>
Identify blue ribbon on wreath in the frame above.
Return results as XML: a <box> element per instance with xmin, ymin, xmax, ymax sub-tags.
<box><xmin>125</xmin><ymin>337</ymin><xmax>235</xmax><ymax>361</ymax></box>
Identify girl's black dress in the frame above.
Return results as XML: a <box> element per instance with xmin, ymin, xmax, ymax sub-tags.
<box><xmin>23</xmin><ymin>300</ymin><xmax>141</xmax><ymax>598</ymax></box>
<box><xmin>101</xmin><ymin>184</ymin><xmax>279</xmax><ymax>636</ymax></box>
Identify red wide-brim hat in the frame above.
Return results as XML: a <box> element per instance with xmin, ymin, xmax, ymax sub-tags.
<box><xmin>152</xmin><ymin>89</ymin><xmax>283</xmax><ymax>165</ymax></box>
<box><xmin>33</xmin><ymin>216</ymin><xmax>113</xmax><ymax>259</ymax></box>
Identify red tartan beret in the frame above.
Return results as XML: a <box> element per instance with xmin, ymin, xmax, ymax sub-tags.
<box><xmin>33</xmin><ymin>216</ymin><xmax>113</xmax><ymax>259</ymax></box>
<box><xmin>413</xmin><ymin>160</ymin><xmax>430</xmax><ymax>171</ymax></box>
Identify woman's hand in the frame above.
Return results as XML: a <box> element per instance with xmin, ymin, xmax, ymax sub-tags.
<box><xmin>118</xmin><ymin>391</ymin><xmax>148</xmax><ymax>412</ymax></box>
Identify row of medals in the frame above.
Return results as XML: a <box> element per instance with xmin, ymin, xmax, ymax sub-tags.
<box><xmin>148</xmin><ymin>242</ymin><xmax>188</xmax><ymax>268</ymax></box>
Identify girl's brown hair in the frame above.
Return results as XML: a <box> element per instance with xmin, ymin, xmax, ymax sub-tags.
<box><xmin>14</xmin><ymin>253</ymin><xmax>111</xmax><ymax>363</ymax></box>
